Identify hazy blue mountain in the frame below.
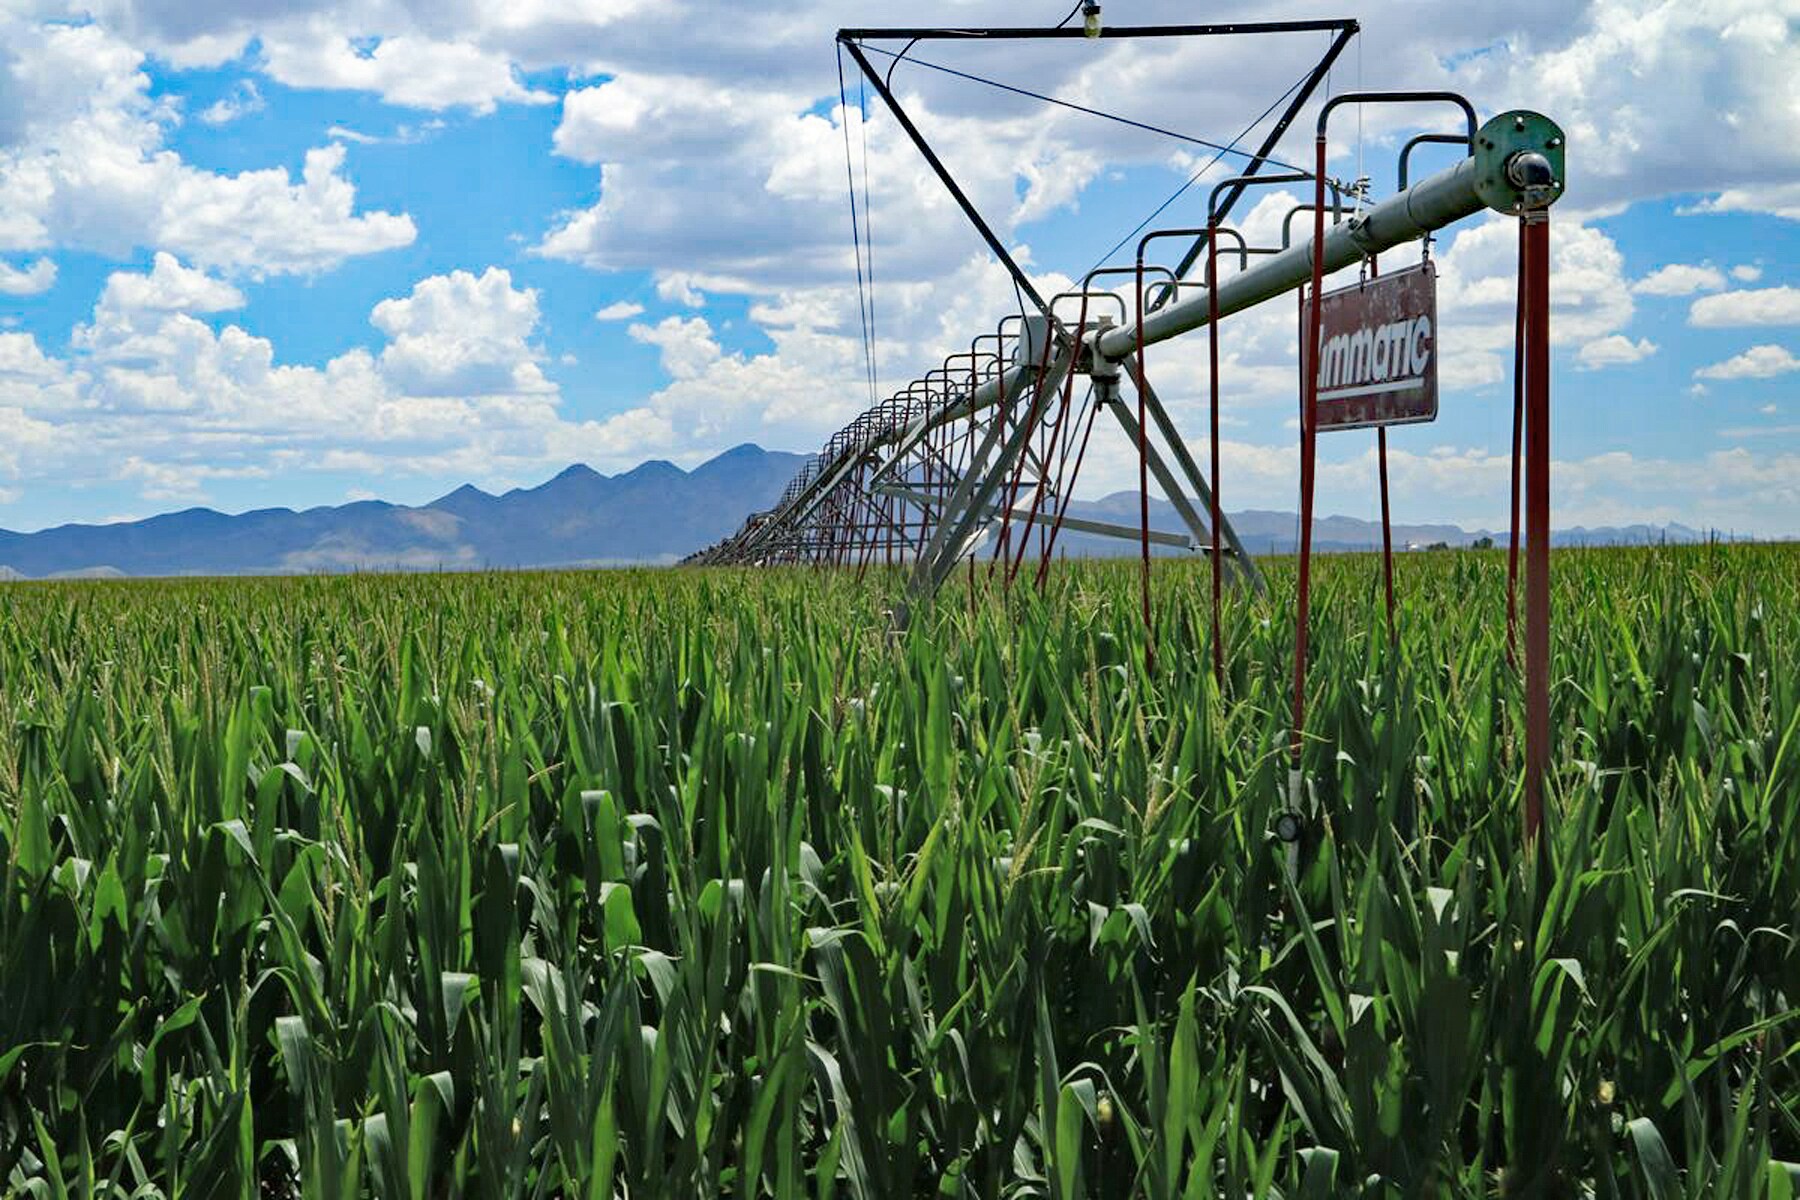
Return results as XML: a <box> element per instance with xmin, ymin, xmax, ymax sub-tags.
<box><xmin>0</xmin><ymin>445</ymin><xmax>810</xmax><ymax>578</ymax></box>
<box><xmin>0</xmin><ymin>448</ymin><xmax>1740</xmax><ymax>580</ymax></box>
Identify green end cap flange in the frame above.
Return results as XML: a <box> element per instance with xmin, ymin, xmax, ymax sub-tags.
<box><xmin>1473</xmin><ymin>110</ymin><xmax>1566</xmax><ymax>213</ymax></box>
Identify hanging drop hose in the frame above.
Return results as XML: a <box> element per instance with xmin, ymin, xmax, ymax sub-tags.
<box><xmin>854</xmin><ymin>464</ymin><xmax>878</xmax><ymax>581</ymax></box>
<box><xmin>1033</xmin><ymin>385</ymin><xmax>1097</xmax><ymax>581</ymax></box>
<box><xmin>1034</xmin><ymin>293</ymin><xmax>1097</xmax><ymax>587</ymax></box>
<box><xmin>1378</xmin><ymin>426</ymin><xmax>1395</xmax><ymax>639</ymax></box>
<box><xmin>989</xmin><ymin>319</ymin><xmax>1063</xmax><ymax>583</ymax></box>
<box><xmin>1037</xmin><ymin>386</ymin><xmax>1104</xmax><ymax>589</ymax></box>
<box><xmin>1007</xmin><ymin>307</ymin><xmax>1087</xmax><ymax>587</ymax></box>
<box><xmin>964</xmin><ymin>355</ymin><xmax>981</xmax><ymax>613</ymax></box>
<box><xmin>918</xmin><ymin>395</ymin><xmax>937</xmax><ymax>556</ymax></box>
<box><xmin>1030</xmin><ymin>293</ymin><xmax>1097</xmax><ymax>585</ymax></box>
<box><xmin>1371</xmin><ymin>253</ymin><xmax>1396</xmax><ymax>644</ymax></box>
<box><xmin>1521</xmin><ymin>210</ymin><xmax>1553</xmax><ymax>844</ymax></box>
<box><xmin>885</xmin><ymin>485</ymin><xmax>897</xmax><ymax>569</ymax></box>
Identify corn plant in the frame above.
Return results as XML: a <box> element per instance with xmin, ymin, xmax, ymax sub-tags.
<box><xmin>0</xmin><ymin>544</ymin><xmax>1796</xmax><ymax>1196</ymax></box>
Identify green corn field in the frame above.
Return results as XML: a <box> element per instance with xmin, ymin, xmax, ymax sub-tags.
<box><xmin>1</xmin><ymin>544</ymin><xmax>1798</xmax><ymax>1197</ymax></box>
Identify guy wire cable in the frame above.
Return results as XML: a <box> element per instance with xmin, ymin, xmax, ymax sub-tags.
<box><xmin>835</xmin><ymin>41</ymin><xmax>879</xmax><ymax>408</ymax></box>
<box><xmin>858</xmin><ymin>65</ymin><xmax>880</xmax><ymax>400</ymax></box>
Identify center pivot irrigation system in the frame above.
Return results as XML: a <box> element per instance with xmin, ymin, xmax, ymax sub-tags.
<box><xmin>687</xmin><ymin>16</ymin><xmax>1566</xmax><ymax>837</ymax></box>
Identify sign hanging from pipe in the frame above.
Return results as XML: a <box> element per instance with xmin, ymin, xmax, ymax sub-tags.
<box><xmin>1301</xmin><ymin>261</ymin><xmax>1439</xmax><ymax>430</ymax></box>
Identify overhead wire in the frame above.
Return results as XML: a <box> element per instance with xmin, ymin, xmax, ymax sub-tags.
<box><xmin>857</xmin><ymin>26</ymin><xmax>1318</xmax><ymax>371</ymax></box>
<box><xmin>835</xmin><ymin>42</ymin><xmax>879</xmax><ymax>408</ymax></box>
<box><xmin>858</xmin><ymin>66</ymin><xmax>880</xmax><ymax>400</ymax></box>
<box><xmin>849</xmin><ymin>17</ymin><xmax>1335</xmax><ymax>599</ymax></box>
<box><xmin>1356</xmin><ymin>36</ymin><xmax>1365</xmax><ymax>211</ymax></box>
<box><xmin>858</xmin><ymin>42</ymin><xmax>1311</xmax><ymax>176</ymax></box>
<box><xmin>870</xmin><ymin>36</ymin><xmax>1315</xmax><ymax>359</ymax></box>
<box><xmin>1082</xmin><ymin>64</ymin><xmax>1313</xmax><ymax>277</ymax></box>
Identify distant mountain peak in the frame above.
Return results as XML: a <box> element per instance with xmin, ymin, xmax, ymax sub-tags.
<box><xmin>707</xmin><ymin>443</ymin><xmax>767</xmax><ymax>461</ymax></box>
<box><xmin>0</xmin><ymin>445</ymin><xmax>812</xmax><ymax>578</ymax></box>
<box><xmin>431</xmin><ymin>482</ymin><xmax>494</xmax><ymax>505</ymax></box>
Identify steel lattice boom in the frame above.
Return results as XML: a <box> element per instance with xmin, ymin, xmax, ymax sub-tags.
<box><xmin>687</xmin><ymin>19</ymin><xmax>1567</xmax><ymax>840</ymax></box>
<box><xmin>687</xmin><ymin>32</ymin><xmax>1564</xmax><ymax>595</ymax></box>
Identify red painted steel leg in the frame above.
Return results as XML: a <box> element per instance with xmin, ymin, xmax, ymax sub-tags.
<box><xmin>1522</xmin><ymin>211</ymin><xmax>1552</xmax><ymax>842</ymax></box>
<box><xmin>1378</xmin><ymin>427</ymin><xmax>1395</xmax><ymax>641</ymax></box>
<box><xmin>1292</xmin><ymin>134</ymin><xmax>1328</xmax><ymax>779</ymax></box>
<box><xmin>1207</xmin><ymin>223</ymin><xmax>1225</xmax><ymax>687</ymax></box>
<box><xmin>1134</xmin><ymin>261</ymin><xmax>1155</xmax><ymax>675</ymax></box>
<box><xmin>1506</xmin><ymin>219</ymin><xmax>1526</xmax><ymax>669</ymax></box>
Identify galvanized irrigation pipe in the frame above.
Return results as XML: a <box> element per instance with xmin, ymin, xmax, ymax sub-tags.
<box><xmin>710</xmin><ymin>109</ymin><xmax>1564</xmax><ymax>565</ymax></box>
<box><xmin>886</xmin><ymin>107</ymin><xmax>1566</xmax><ymax>435</ymax></box>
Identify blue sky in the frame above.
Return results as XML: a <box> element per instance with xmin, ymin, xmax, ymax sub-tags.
<box><xmin>1</xmin><ymin>0</ymin><xmax>1795</xmax><ymax>536</ymax></box>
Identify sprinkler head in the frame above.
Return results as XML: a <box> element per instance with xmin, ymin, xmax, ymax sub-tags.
<box><xmin>1506</xmin><ymin>150</ymin><xmax>1559</xmax><ymax>210</ymax></box>
<box><xmin>1273</xmin><ymin>811</ymin><xmax>1304</xmax><ymax>844</ymax></box>
<box><xmin>1506</xmin><ymin>151</ymin><xmax>1555</xmax><ymax>190</ymax></box>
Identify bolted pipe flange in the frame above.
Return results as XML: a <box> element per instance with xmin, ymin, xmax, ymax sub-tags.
<box><xmin>1473</xmin><ymin>110</ymin><xmax>1566</xmax><ymax>213</ymax></box>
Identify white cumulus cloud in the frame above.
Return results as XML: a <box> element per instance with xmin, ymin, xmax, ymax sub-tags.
<box><xmin>0</xmin><ymin>18</ymin><xmax>415</xmax><ymax>277</ymax></box>
<box><xmin>257</xmin><ymin>27</ymin><xmax>554</xmax><ymax>114</ymax></box>
<box><xmin>0</xmin><ymin>258</ymin><xmax>56</xmax><ymax>295</ymax></box>
<box><xmin>197</xmin><ymin>79</ymin><xmax>264</xmax><ymax>125</ymax></box>
<box><xmin>96</xmin><ymin>252</ymin><xmax>245</xmax><ymax>315</ymax></box>
<box><xmin>1631</xmin><ymin>263</ymin><xmax>1725</xmax><ymax>296</ymax></box>
<box><xmin>1577</xmin><ymin>334</ymin><xmax>1657</xmax><ymax>370</ymax></box>
<box><xmin>372</xmin><ymin>267</ymin><xmax>554</xmax><ymax>397</ymax></box>
<box><xmin>627</xmin><ymin>316</ymin><xmax>723</xmax><ymax>381</ymax></box>
<box><xmin>1690</xmin><ymin>287</ymin><xmax>1800</xmax><ymax>327</ymax></box>
<box><xmin>0</xmin><ymin>258</ymin><xmax>604</xmax><ymax>507</ymax></box>
<box><xmin>1694</xmin><ymin>344</ymin><xmax>1800</xmax><ymax>380</ymax></box>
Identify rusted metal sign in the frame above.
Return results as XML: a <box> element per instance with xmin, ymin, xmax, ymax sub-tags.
<box><xmin>1302</xmin><ymin>261</ymin><xmax>1439</xmax><ymax>430</ymax></box>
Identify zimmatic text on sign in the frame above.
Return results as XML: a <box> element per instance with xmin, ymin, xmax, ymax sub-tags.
<box><xmin>1315</xmin><ymin>316</ymin><xmax>1434</xmax><ymax>400</ymax></box>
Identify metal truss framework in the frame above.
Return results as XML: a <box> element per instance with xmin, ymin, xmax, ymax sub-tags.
<box><xmin>687</xmin><ymin>24</ymin><xmax>1559</xmax><ymax>590</ymax></box>
<box><xmin>685</xmin><ymin>18</ymin><xmax>1566</xmax><ymax>837</ymax></box>
<box><xmin>685</xmin><ymin>20</ymin><xmax>1357</xmax><ymax>584</ymax></box>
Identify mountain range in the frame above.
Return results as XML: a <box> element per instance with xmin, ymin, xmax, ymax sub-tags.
<box><xmin>0</xmin><ymin>444</ymin><xmax>1730</xmax><ymax>579</ymax></box>
<box><xmin>0</xmin><ymin>445</ymin><xmax>808</xmax><ymax>578</ymax></box>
